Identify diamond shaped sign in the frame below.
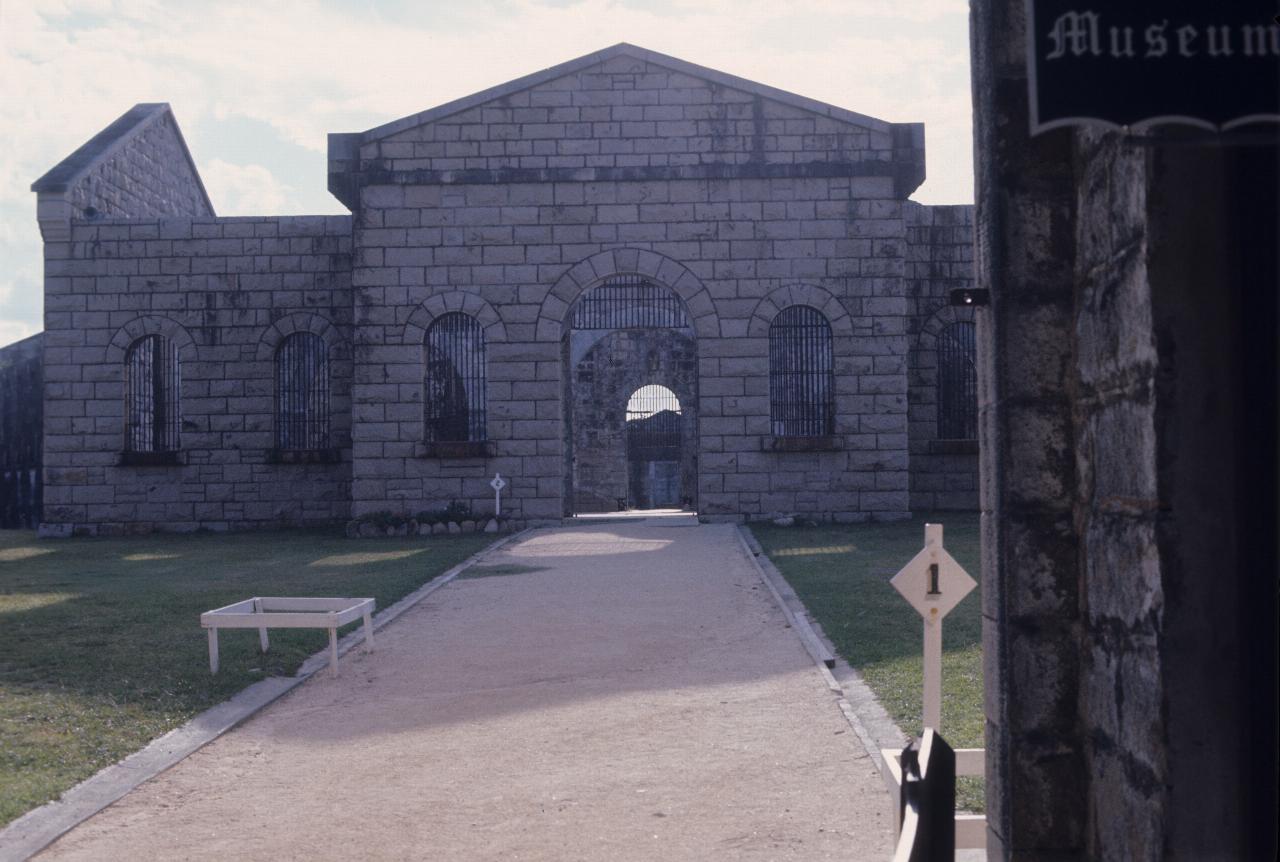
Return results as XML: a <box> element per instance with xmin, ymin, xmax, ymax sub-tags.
<box><xmin>890</xmin><ymin>523</ymin><xmax>976</xmax><ymax>623</ymax></box>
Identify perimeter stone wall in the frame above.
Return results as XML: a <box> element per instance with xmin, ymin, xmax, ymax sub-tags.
<box><xmin>35</xmin><ymin>49</ymin><xmax>980</xmax><ymax>532</ymax></box>
<box><xmin>0</xmin><ymin>334</ymin><xmax>44</xmax><ymax>528</ymax></box>
<box><xmin>39</xmin><ymin>215</ymin><xmax>353</xmax><ymax>535</ymax></box>
<box><xmin>905</xmin><ymin>203</ymin><xmax>978</xmax><ymax>510</ymax></box>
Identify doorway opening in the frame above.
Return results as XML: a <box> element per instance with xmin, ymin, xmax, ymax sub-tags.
<box><xmin>625</xmin><ymin>385</ymin><xmax>683</xmax><ymax>509</ymax></box>
<box><xmin>564</xmin><ymin>275</ymin><xmax>697</xmax><ymax>514</ymax></box>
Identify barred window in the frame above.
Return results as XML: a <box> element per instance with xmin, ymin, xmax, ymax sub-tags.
<box><xmin>769</xmin><ymin>305</ymin><xmax>835</xmax><ymax>438</ymax></box>
<box><xmin>425</xmin><ymin>313</ymin><xmax>486</xmax><ymax>442</ymax></box>
<box><xmin>937</xmin><ymin>321</ymin><xmax>977</xmax><ymax>439</ymax></box>
<box><xmin>571</xmin><ymin>274</ymin><xmax>690</xmax><ymax>330</ymax></box>
<box><xmin>275</xmin><ymin>332</ymin><xmax>330</xmax><ymax>450</ymax></box>
<box><xmin>124</xmin><ymin>335</ymin><xmax>180</xmax><ymax>452</ymax></box>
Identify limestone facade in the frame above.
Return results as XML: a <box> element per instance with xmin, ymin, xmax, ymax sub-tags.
<box><xmin>30</xmin><ymin>44</ymin><xmax>976</xmax><ymax>534</ymax></box>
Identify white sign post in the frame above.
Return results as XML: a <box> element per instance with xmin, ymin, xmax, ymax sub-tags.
<box><xmin>890</xmin><ymin>523</ymin><xmax>976</xmax><ymax>732</ymax></box>
<box><xmin>490</xmin><ymin>473</ymin><xmax>506</xmax><ymax>517</ymax></box>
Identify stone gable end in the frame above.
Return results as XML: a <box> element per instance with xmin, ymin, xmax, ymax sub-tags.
<box><xmin>360</xmin><ymin>56</ymin><xmax>894</xmax><ymax>175</ymax></box>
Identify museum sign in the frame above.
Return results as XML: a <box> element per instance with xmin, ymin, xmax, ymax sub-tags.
<box><xmin>1028</xmin><ymin>1</ymin><xmax>1280</xmax><ymax>133</ymax></box>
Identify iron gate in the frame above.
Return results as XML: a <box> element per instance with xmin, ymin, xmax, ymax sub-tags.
<box><xmin>937</xmin><ymin>321</ymin><xmax>977</xmax><ymax>440</ymax></box>
<box><xmin>625</xmin><ymin>385</ymin><xmax>682</xmax><ymax>509</ymax></box>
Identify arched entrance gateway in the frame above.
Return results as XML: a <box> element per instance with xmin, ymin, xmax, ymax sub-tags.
<box><xmin>563</xmin><ymin>275</ymin><xmax>697</xmax><ymax>514</ymax></box>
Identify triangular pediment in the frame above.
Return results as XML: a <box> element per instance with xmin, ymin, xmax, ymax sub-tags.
<box><xmin>360</xmin><ymin>43</ymin><xmax>893</xmax><ymax>142</ymax></box>
<box><xmin>327</xmin><ymin>43</ymin><xmax>924</xmax><ymax>208</ymax></box>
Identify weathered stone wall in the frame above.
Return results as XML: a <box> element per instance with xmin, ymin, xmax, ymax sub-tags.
<box><xmin>348</xmin><ymin>176</ymin><xmax>913</xmax><ymax>523</ymax></box>
<box><xmin>39</xmin><ymin>215</ymin><xmax>353</xmax><ymax>534</ymax></box>
<box><xmin>972</xmin><ymin>0</ymin><xmax>1088</xmax><ymax>853</ymax></box>
<box><xmin>341</xmin><ymin>51</ymin><xmax>923</xmax><ymax>524</ymax></box>
<box><xmin>34</xmin><ymin>47</ymin><xmax>981</xmax><ymax>532</ymax></box>
<box><xmin>363</xmin><ymin>62</ymin><xmax>905</xmax><ymax>175</ymax></box>
<box><xmin>974</xmin><ymin>0</ymin><xmax>1277</xmax><ymax>857</ymax></box>
<box><xmin>68</xmin><ymin>111</ymin><xmax>213</xmax><ymax>219</ymax></box>
<box><xmin>905</xmin><ymin>203</ymin><xmax>977</xmax><ymax>511</ymax></box>
<box><xmin>0</xmin><ymin>333</ymin><xmax>44</xmax><ymax>528</ymax></box>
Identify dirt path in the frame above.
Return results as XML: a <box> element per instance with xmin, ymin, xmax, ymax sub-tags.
<box><xmin>39</xmin><ymin>517</ymin><xmax>893</xmax><ymax>861</ymax></box>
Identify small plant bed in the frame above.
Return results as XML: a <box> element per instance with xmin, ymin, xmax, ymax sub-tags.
<box><xmin>0</xmin><ymin>528</ymin><xmax>495</xmax><ymax>828</ymax></box>
<box><xmin>345</xmin><ymin>503</ymin><xmax>521</xmax><ymax>538</ymax></box>
<box><xmin>749</xmin><ymin>513</ymin><xmax>984</xmax><ymax>812</ymax></box>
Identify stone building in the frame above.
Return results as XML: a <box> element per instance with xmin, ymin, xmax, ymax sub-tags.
<box><xmin>28</xmin><ymin>44</ymin><xmax>976</xmax><ymax>534</ymax></box>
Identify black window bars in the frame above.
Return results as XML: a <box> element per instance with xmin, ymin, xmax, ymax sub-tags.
<box><xmin>769</xmin><ymin>305</ymin><xmax>835</xmax><ymax>438</ymax></box>
<box><xmin>937</xmin><ymin>321</ymin><xmax>977</xmax><ymax>440</ymax></box>
<box><xmin>570</xmin><ymin>274</ymin><xmax>690</xmax><ymax>330</ymax></box>
<box><xmin>124</xmin><ymin>335</ymin><xmax>181</xmax><ymax>453</ymax></box>
<box><xmin>425</xmin><ymin>313</ymin><xmax>487</xmax><ymax>443</ymax></box>
<box><xmin>275</xmin><ymin>332</ymin><xmax>330</xmax><ymax>450</ymax></box>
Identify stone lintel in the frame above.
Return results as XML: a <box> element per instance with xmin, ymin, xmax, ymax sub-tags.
<box><xmin>336</xmin><ymin>158</ymin><xmax>911</xmax><ymax>196</ymax></box>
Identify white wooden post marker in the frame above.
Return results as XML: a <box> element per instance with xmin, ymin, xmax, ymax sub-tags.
<box><xmin>490</xmin><ymin>472</ymin><xmax>506</xmax><ymax>516</ymax></box>
<box><xmin>890</xmin><ymin>523</ymin><xmax>976</xmax><ymax>732</ymax></box>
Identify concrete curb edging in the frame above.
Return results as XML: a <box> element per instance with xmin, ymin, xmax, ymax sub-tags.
<box><xmin>734</xmin><ymin>525</ymin><xmax>909</xmax><ymax>777</ymax></box>
<box><xmin>0</xmin><ymin>529</ymin><xmax>530</xmax><ymax>862</ymax></box>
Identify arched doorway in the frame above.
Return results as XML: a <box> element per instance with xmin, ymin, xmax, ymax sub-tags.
<box><xmin>564</xmin><ymin>275</ymin><xmax>697</xmax><ymax>514</ymax></box>
<box><xmin>625</xmin><ymin>385</ymin><xmax>683</xmax><ymax>509</ymax></box>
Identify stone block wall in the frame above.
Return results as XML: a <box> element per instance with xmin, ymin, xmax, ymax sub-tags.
<box><xmin>905</xmin><ymin>202</ymin><xmax>977</xmax><ymax>510</ymax></box>
<box><xmin>0</xmin><ymin>333</ymin><xmax>44</xmax><ymax>528</ymax></box>
<box><xmin>68</xmin><ymin>111</ymin><xmax>212</xmax><ymax>220</ymax></box>
<box><xmin>973</xmin><ymin>1</ymin><xmax>1277</xmax><ymax>855</ymax></box>
<box><xmin>339</xmin><ymin>51</ymin><xmax>925</xmax><ymax>524</ymax></box>
<box><xmin>347</xmin><ymin>175</ymin><xmax>914</xmax><ymax>523</ymax></box>
<box><xmin>39</xmin><ymin>215</ymin><xmax>354</xmax><ymax>534</ymax></box>
<box><xmin>361</xmin><ymin>56</ymin><xmax>907</xmax><ymax>175</ymax></box>
<box><xmin>34</xmin><ymin>47</ymin><xmax>980</xmax><ymax>532</ymax></box>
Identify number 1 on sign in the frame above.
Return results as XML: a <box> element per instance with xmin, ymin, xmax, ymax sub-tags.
<box><xmin>889</xmin><ymin>523</ymin><xmax>977</xmax><ymax>733</ymax></box>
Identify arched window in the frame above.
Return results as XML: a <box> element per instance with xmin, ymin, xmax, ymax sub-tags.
<box><xmin>769</xmin><ymin>305</ymin><xmax>835</xmax><ymax>438</ymax></box>
<box><xmin>937</xmin><ymin>320</ymin><xmax>977</xmax><ymax>440</ymax></box>
<box><xmin>124</xmin><ymin>334</ymin><xmax>180</xmax><ymax>452</ymax></box>
<box><xmin>425</xmin><ymin>313</ymin><xmax>486</xmax><ymax>442</ymax></box>
<box><xmin>275</xmin><ymin>332</ymin><xmax>330</xmax><ymax>450</ymax></box>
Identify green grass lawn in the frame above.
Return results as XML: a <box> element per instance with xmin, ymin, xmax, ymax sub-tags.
<box><xmin>750</xmin><ymin>512</ymin><xmax>984</xmax><ymax>811</ymax></box>
<box><xmin>0</xmin><ymin>528</ymin><xmax>496</xmax><ymax>828</ymax></box>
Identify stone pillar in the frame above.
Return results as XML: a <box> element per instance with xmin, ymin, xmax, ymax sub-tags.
<box><xmin>973</xmin><ymin>1</ymin><xmax>1279</xmax><ymax>858</ymax></box>
<box><xmin>971</xmin><ymin>0</ymin><xmax>1087</xmax><ymax>855</ymax></box>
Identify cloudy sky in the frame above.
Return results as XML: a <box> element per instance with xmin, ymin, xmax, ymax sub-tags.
<box><xmin>0</xmin><ymin>0</ymin><xmax>973</xmax><ymax>345</ymax></box>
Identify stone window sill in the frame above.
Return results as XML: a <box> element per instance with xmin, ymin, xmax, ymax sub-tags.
<box><xmin>268</xmin><ymin>448</ymin><xmax>343</xmax><ymax>465</ymax></box>
<box><xmin>927</xmin><ymin>439</ymin><xmax>979</xmax><ymax>455</ymax></box>
<box><xmin>415</xmin><ymin>440</ymin><xmax>496</xmax><ymax>459</ymax></box>
<box><xmin>118</xmin><ymin>450</ymin><xmax>185</xmax><ymax>466</ymax></box>
<box><xmin>763</xmin><ymin>436</ymin><xmax>843</xmax><ymax>452</ymax></box>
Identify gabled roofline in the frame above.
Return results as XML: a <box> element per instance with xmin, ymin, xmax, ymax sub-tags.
<box><xmin>356</xmin><ymin>42</ymin><xmax>893</xmax><ymax>142</ymax></box>
<box><xmin>31</xmin><ymin>103</ymin><xmax>214</xmax><ymax>214</ymax></box>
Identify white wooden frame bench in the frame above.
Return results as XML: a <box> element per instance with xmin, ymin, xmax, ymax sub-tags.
<box><xmin>200</xmin><ymin>597</ymin><xmax>376</xmax><ymax>676</ymax></box>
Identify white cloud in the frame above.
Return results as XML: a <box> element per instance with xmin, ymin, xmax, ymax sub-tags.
<box><xmin>200</xmin><ymin>159</ymin><xmax>292</xmax><ymax>216</ymax></box>
<box><xmin>0</xmin><ymin>0</ymin><xmax>975</xmax><ymax>336</ymax></box>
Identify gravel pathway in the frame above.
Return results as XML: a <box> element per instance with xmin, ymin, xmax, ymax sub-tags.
<box><xmin>39</xmin><ymin>517</ymin><xmax>893</xmax><ymax>861</ymax></box>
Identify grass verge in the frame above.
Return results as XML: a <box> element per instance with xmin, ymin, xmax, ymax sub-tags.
<box><xmin>0</xmin><ymin>528</ymin><xmax>495</xmax><ymax>828</ymax></box>
<box><xmin>750</xmin><ymin>512</ymin><xmax>984</xmax><ymax>812</ymax></box>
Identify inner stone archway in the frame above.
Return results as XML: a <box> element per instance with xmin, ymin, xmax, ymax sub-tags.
<box><xmin>564</xmin><ymin>275</ymin><xmax>697</xmax><ymax>514</ymax></box>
